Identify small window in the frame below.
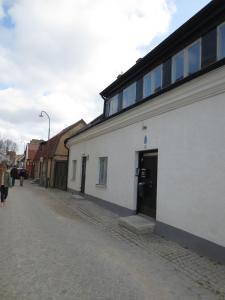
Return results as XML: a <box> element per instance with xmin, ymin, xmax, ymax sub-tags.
<box><xmin>218</xmin><ymin>23</ymin><xmax>225</xmax><ymax>60</ymax></box>
<box><xmin>172</xmin><ymin>51</ymin><xmax>184</xmax><ymax>82</ymax></box>
<box><xmin>152</xmin><ymin>65</ymin><xmax>162</xmax><ymax>93</ymax></box>
<box><xmin>143</xmin><ymin>72</ymin><xmax>152</xmax><ymax>98</ymax></box>
<box><xmin>187</xmin><ymin>40</ymin><xmax>201</xmax><ymax>75</ymax></box>
<box><xmin>108</xmin><ymin>94</ymin><xmax>119</xmax><ymax>116</ymax></box>
<box><xmin>122</xmin><ymin>82</ymin><xmax>136</xmax><ymax>109</ymax></box>
<box><xmin>98</xmin><ymin>157</ymin><xmax>108</xmax><ymax>185</ymax></box>
<box><xmin>72</xmin><ymin>160</ymin><xmax>77</xmax><ymax>181</ymax></box>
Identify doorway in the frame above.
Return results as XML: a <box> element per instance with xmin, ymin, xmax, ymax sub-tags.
<box><xmin>137</xmin><ymin>150</ymin><xmax>158</xmax><ymax>218</ymax></box>
<box><xmin>54</xmin><ymin>161</ymin><xmax>68</xmax><ymax>190</ymax></box>
<box><xmin>81</xmin><ymin>156</ymin><xmax>87</xmax><ymax>193</ymax></box>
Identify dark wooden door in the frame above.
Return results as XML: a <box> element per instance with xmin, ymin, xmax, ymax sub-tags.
<box><xmin>137</xmin><ymin>151</ymin><xmax>158</xmax><ymax>218</ymax></box>
<box><xmin>81</xmin><ymin>157</ymin><xmax>87</xmax><ymax>193</ymax></box>
<box><xmin>54</xmin><ymin>161</ymin><xmax>68</xmax><ymax>190</ymax></box>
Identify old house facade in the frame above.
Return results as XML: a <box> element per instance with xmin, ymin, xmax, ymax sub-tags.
<box><xmin>25</xmin><ymin>139</ymin><xmax>43</xmax><ymax>178</ymax></box>
<box><xmin>66</xmin><ymin>1</ymin><xmax>225</xmax><ymax>263</ymax></box>
<box><xmin>34</xmin><ymin>119</ymin><xmax>86</xmax><ymax>190</ymax></box>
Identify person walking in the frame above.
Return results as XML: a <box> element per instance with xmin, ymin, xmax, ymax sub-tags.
<box><xmin>0</xmin><ymin>163</ymin><xmax>12</xmax><ymax>207</ymax></box>
<box><xmin>10</xmin><ymin>165</ymin><xmax>18</xmax><ymax>187</ymax></box>
<box><xmin>19</xmin><ymin>168</ymin><xmax>26</xmax><ymax>186</ymax></box>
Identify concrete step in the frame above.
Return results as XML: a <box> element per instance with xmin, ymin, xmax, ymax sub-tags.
<box><xmin>72</xmin><ymin>194</ymin><xmax>85</xmax><ymax>200</ymax></box>
<box><xmin>118</xmin><ymin>214</ymin><xmax>156</xmax><ymax>234</ymax></box>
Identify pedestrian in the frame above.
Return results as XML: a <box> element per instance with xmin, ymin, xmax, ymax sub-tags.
<box><xmin>19</xmin><ymin>168</ymin><xmax>26</xmax><ymax>186</ymax></box>
<box><xmin>0</xmin><ymin>163</ymin><xmax>12</xmax><ymax>207</ymax></box>
<box><xmin>10</xmin><ymin>165</ymin><xmax>18</xmax><ymax>187</ymax></box>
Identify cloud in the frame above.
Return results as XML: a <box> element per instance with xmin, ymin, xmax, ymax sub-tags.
<box><xmin>0</xmin><ymin>0</ymin><xmax>176</xmax><ymax>152</ymax></box>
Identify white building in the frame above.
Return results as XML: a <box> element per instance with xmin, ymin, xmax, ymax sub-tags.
<box><xmin>66</xmin><ymin>1</ymin><xmax>225</xmax><ymax>264</ymax></box>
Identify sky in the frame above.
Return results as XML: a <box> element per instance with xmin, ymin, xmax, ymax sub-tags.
<box><xmin>0</xmin><ymin>0</ymin><xmax>211</xmax><ymax>153</ymax></box>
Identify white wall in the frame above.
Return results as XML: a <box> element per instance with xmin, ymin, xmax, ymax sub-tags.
<box><xmin>68</xmin><ymin>68</ymin><xmax>225</xmax><ymax>248</ymax></box>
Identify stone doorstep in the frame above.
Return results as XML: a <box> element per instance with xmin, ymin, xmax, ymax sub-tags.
<box><xmin>118</xmin><ymin>214</ymin><xmax>156</xmax><ymax>234</ymax></box>
<box><xmin>72</xmin><ymin>194</ymin><xmax>85</xmax><ymax>200</ymax></box>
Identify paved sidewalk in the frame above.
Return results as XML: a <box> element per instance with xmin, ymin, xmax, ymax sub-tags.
<box><xmin>41</xmin><ymin>184</ymin><xmax>225</xmax><ymax>299</ymax></box>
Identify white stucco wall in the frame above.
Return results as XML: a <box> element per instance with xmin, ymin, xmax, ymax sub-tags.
<box><xmin>67</xmin><ymin>66</ymin><xmax>225</xmax><ymax>248</ymax></box>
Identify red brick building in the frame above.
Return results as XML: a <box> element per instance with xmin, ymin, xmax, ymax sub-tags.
<box><xmin>25</xmin><ymin>139</ymin><xmax>43</xmax><ymax>178</ymax></box>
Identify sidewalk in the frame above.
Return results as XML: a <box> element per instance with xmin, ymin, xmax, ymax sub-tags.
<box><xmin>35</xmin><ymin>184</ymin><xmax>225</xmax><ymax>299</ymax></box>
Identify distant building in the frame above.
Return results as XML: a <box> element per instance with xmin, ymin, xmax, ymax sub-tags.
<box><xmin>25</xmin><ymin>139</ymin><xmax>43</xmax><ymax>178</ymax></box>
<box><xmin>66</xmin><ymin>1</ymin><xmax>225</xmax><ymax>264</ymax></box>
<box><xmin>15</xmin><ymin>154</ymin><xmax>25</xmax><ymax>168</ymax></box>
<box><xmin>33</xmin><ymin>119</ymin><xmax>86</xmax><ymax>190</ymax></box>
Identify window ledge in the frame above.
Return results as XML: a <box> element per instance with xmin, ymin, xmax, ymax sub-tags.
<box><xmin>96</xmin><ymin>184</ymin><xmax>107</xmax><ymax>189</ymax></box>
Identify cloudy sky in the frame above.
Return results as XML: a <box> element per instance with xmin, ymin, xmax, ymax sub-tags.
<box><xmin>0</xmin><ymin>0</ymin><xmax>210</xmax><ymax>153</ymax></box>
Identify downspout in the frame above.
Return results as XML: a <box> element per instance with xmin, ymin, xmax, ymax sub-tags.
<box><xmin>49</xmin><ymin>157</ymin><xmax>52</xmax><ymax>188</ymax></box>
<box><xmin>101</xmin><ymin>94</ymin><xmax>108</xmax><ymax>116</ymax></box>
<box><xmin>64</xmin><ymin>139</ymin><xmax>70</xmax><ymax>191</ymax></box>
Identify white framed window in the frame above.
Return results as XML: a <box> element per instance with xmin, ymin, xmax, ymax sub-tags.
<box><xmin>143</xmin><ymin>72</ymin><xmax>152</xmax><ymax>98</ymax></box>
<box><xmin>143</xmin><ymin>65</ymin><xmax>162</xmax><ymax>98</ymax></box>
<box><xmin>152</xmin><ymin>65</ymin><xmax>162</xmax><ymax>93</ymax></box>
<box><xmin>217</xmin><ymin>22</ymin><xmax>225</xmax><ymax>60</ymax></box>
<box><xmin>108</xmin><ymin>94</ymin><xmax>119</xmax><ymax>116</ymax></box>
<box><xmin>98</xmin><ymin>157</ymin><xmax>108</xmax><ymax>185</ymax></box>
<box><xmin>172</xmin><ymin>39</ymin><xmax>201</xmax><ymax>83</ymax></box>
<box><xmin>172</xmin><ymin>50</ymin><xmax>185</xmax><ymax>82</ymax></box>
<box><xmin>71</xmin><ymin>160</ymin><xmax>77</xmax><ymax>181</ymax></box>
<box><xmin>187</xmin><ymin>40</ymin><xmax>201</xmax><ymax>75</ymax></box>
<box><xmin>122</xmin><ymin>82</ymin><xmax>136</xmax><ymax>109</ymax></box>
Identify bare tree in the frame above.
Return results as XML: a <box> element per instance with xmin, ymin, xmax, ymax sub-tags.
<box><xmin>5</xmin><ymin>139</ymin><xmax>17</xmax><ymax>152</ymax></box>
<box><xmin>0</xmin><ymin>139</ymin><xmax>5</xmax><ymax>153</ymax></box>
<box><xmin>0</xmin><ymin>137</ymin><xmax>18</xmax><ymax>154</ymax></box>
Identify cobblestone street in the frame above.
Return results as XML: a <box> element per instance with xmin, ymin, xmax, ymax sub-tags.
<box><xmin>0</xmin><ymin>182</ymin><xmax>224</xmax><ymax>299</ymax></box>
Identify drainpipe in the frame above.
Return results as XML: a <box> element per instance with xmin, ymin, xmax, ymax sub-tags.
<box><xmin>49</xmin><ymin>158</ymin><xmax>52</xmax><ymax>188</ymax></box>
<box><xmin>64</xmin><ymin>139</ymin><xmax>70</xmax><ymax>191</ymax></box>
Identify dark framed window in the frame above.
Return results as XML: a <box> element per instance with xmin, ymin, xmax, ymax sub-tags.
<box><xmin>218</xmin><ymin>22</ymin><xmax>225</xmax><ymax>60</ymax></box>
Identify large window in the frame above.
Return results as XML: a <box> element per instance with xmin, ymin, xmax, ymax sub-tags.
<box><xmin>143</xmin><ymin>65</ymin><xmax>162</xmax><ymax>98</ymax></box>
<box><xmin>98</xmin><ymin>157</ymin><xmax>108</xmax><ymax>185</ymax></box>
<box><xmin>187</xmin><ymin>41</ymin><xmax>201</xmax><ymax>75</ymax></box>
<box><xmin>122</xmin><ymin>82</ymin><xmax>136</xmax><ymax>109</ymax></box>
<box><xmin>108</xmin><ymin>94</ymin><xmax>119</xmax><ymax>116</ymax></box>
<box><xmin>152</xmin><ymin>65</ymin><xmax>162</xmax><ymax>93</ymax></box>
<box><xmin>143</xmin><ymin>72</ymin><xmax>152</xmax><ymax>98</ymax></box>
<box><xmin>218</xmin><ymin>23</ymin><xmax>225</xmax><ymax>60</ymax></box>
<box><xmin>172</xmin><ymin>40</ymin><xmax>201</xmax><ymax>83</ymax></box>
<box><xmin>172</xmin><ymin>51</ymin><xmax>184</xmax><ymax>82</ymax></box>
<box><xmin>71</xmin><ymin>160</ymin><xmax>77</xmax><ymax>181</ymax></box>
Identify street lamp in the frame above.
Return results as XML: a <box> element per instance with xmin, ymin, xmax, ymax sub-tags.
<box><xmin>39</xmin><ymin>111</ymin><xmax>51</xmax><ymax>140</ymax></box>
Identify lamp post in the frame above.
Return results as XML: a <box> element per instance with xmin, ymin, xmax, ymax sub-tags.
<box><xmin>39</xmin><ymin>111</ymin><xmax>51</xmax><ymax>140</ymax></box>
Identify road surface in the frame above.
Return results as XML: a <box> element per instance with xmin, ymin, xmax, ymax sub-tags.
<box><xmin>0</xmin><ymin>182</ymin><xmax>217</xmax><ymax>299</ymax></box>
